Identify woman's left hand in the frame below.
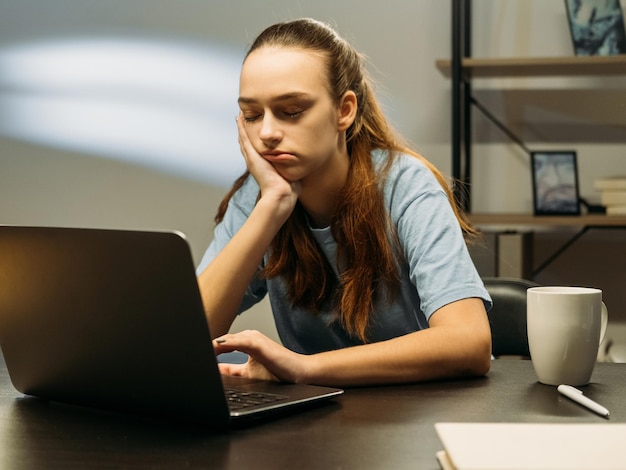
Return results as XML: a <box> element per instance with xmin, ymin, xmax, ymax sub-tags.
<box><xmin>213</xmin><ymin>330</ymin><xmax>310</xmax><ymax>383</ymax></box>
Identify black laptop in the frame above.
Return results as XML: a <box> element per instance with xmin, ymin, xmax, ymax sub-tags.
<box><xmin>0</xmin><ymin>226</ymin><xmax>342</xmax><ymax>428</ymax></box>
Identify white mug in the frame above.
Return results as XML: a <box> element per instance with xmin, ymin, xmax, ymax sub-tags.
<box><xmin>527</xmin><ymin>286</ymin><xmax>608</xmax><ymax>386</ymax></box>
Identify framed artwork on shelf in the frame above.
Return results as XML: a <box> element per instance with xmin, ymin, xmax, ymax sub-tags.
<box><xmin>531</xmin><ymin>151</ymin><xmax>581</xmax><ymax>216</ymax></box>
<box><xmin>565</xmin><ymin>0</ymin><xmax>626</xmax><ymax>56</ymax></box>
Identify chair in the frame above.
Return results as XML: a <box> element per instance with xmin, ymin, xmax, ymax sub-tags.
<box><xmin>482</xmin><ymin>277</ymin><xmax>539</xmax><ymax>359</ymax></box>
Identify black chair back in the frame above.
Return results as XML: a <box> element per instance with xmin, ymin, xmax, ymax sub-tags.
<box><xmin>482</xmin><ymin>277</ymin><xmax>539</xmax><ymax>358</ymax></box>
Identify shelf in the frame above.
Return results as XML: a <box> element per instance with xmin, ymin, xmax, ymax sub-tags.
<box><xmin>470</xmin><ymin>213</ymin><xmax>626</xmax><ymax>227</ymax></box>
<box><xmin>436</xmin><ymin>55</ymin><xmax>626</xmax><ymax>79</ymax></box>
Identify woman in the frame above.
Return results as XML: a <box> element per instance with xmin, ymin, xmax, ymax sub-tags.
<box><xmin>196</xmin><ymin>18</ymin><xmax>492</xmax><ymax>387</ymax></box>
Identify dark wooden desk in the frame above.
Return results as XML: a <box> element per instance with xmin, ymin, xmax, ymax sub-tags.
<box><xmin>1</xmin><ymin>359</ymin><xmax>625</xmax><ymax>470</ymax></box>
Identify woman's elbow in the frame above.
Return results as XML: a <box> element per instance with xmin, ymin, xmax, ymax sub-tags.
<box><xmin>467</xmin><ymin>329</ymin><xmax>492</xmax><ymax>377</ymax></box>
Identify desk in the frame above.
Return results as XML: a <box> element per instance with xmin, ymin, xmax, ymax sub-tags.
<box><xmin>1</xmin><ymin>359</ymin><xmax>625</xmax><ymax>470</ymax></box>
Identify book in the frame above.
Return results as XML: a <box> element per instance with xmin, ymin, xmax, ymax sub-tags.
<box><xmin>600</xmin><ymin>190</ymin><xmax>626</xmax><ymax>206</ymax></box>
<box><xmin>606</xmin><ymin>205</ymin><xmax>626</xmax><ymax>216</ymax></box>
<box><xmin>594</xmin><ymin>176</ymin><xmax>626</xmax><ymax>191</ymax></box>
<box><xmin>594</xmin><ymin>185</ymin><xmax>626</xmax><ymax>215</ymax></box>
<box><xmin>435</xmin><ymin>422</ymin><xmax>626</xmax><ymax>470</ymax></box>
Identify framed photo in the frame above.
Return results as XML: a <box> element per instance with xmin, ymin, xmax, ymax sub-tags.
<box><xmin>565</xmin><ymin>0</ymin><xmax>626</xmax><ymax>56</ymax></box>
<box><xmin>531</xmin><ymin>151</ymin><xmax>581</xmax><ymax>216</ymax></box>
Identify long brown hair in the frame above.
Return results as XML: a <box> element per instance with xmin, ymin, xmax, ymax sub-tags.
<box><xmin>216</xmin><ymin>18</ymin><xmax>475</xmax><ymax>342</ymax></box>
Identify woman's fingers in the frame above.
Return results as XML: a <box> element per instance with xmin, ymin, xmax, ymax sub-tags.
<box><xmin>213</xmin><ymin>330</ymin><xmax>304</xmax><ymax>383</ymax></box>
<box><xmin>236</xmin><ymin>114</ymin><xmax>299</xmax><ymax>193</ymax></box>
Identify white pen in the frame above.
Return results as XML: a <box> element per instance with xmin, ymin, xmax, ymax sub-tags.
<box><xmin>557</xmin><ymin>384</ymin><xmax>610</xmax><ymax>418</ymax></box>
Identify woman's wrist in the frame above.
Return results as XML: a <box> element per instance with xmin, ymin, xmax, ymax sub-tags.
<box><xmin>254</xmin><ymin>192</ymin><xmax>297</xmax><ymax>226</ymax></box>
<box><xmin>293</xmin><ymin>353</ymin><xmax>319</xmax><ymax>385</ymax></box>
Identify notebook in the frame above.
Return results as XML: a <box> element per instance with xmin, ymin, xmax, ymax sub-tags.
<box><xmin>0</xmin><ymin>226</ymin><xmax>342</xmax><ymax>428</ymax></box>
<box><xmin>435</xmin><ymin>422</ymin><xmax>626</xmax><ymax>470</ymax></box>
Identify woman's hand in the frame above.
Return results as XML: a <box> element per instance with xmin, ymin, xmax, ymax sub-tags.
<box><xmin>236</xmin><ymin>114</ymin><xmax>301</xmax><ymax>215</ymax></box>
<box><xmin>213</xmin><ymin>330</ymin><xmax>310</xmax><ymax>384</ymax></box>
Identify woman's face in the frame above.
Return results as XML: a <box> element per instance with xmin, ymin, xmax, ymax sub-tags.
<box><xmin>238</xmin><ymin>46</ymin><xmax>350</xmax><ymax>185</ymax></box>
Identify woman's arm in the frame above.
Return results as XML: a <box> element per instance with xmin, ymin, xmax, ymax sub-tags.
<box><xmin>198</xmin><ymin>115</ymin><xmax>300</xmax><ymax>338</ymax></box>
<box><xmin>198</xmin><ymin>198</ymin><xmax>289</xmax><ymax>338</ymax></box>
<box><xmin>214</xmin><ymin>297</ymin><xmax>492</xmax><ymax>387</ymax></box>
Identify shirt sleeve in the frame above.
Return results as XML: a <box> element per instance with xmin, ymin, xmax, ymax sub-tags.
<box><xmin>385</xmin><ymin>155</ymin><xmax>492</xmax><ymax>321</ymax></box>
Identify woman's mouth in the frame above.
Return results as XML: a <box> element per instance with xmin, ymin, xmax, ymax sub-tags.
<box><xmin>262</xmin><ymin>151</ymin><xmax>296</xmax><ymax>163</ymax></box>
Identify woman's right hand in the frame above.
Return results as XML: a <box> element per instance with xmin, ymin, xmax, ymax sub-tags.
<box><xmin>213</xmin><ymin>330</ymin><xmax>312</xmax><ymax>384</ymax></box>
<box><xmin>236</xmin><ymin>114</ymin><xmax>301</xmax><ymax>216</ymax></box>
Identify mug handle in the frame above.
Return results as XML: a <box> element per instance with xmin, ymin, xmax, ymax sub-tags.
<box><xmin>600</xmin><ymin>301</ymin><xmax>609</xmax><ymax>345</ymax></box>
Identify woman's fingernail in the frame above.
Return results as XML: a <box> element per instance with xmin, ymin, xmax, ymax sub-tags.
<box><xmin>215</xmin><ymin>338</ymin><xmax>227</xmax><ymax>344</ymax></box>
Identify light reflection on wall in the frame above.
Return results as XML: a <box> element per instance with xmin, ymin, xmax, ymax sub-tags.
<box><xmin>0</xmin><ymin>37</ymin><xmax>245</xmax><ymax>186</ymax></box>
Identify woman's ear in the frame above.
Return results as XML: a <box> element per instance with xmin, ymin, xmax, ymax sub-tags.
<box><xmin>337</xmin><ymin>91</ymin><xmax>357</xmax><ymax>132</ymax></box>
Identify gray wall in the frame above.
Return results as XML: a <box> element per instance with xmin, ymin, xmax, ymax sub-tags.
<box><xmin>1</xmin><ymin>0</ymin><xmax>625</xmax><ymax>347</ymax></box>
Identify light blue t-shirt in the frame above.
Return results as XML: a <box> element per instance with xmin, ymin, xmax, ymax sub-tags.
<box><xmin>197</xmin><ymin>150</ymin><xmax>491</xmax><ymax>354</ymax></box>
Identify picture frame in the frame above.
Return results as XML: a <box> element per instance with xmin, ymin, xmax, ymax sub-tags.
<box><xmin>565</xmin><ymin>0</ymin><xmax>626</xmax><ymax>56</ymax></box>
<box><xmin>531</xmin><ymin>151</ymin><xmax>581</xmax><ymax>216</ymax></box>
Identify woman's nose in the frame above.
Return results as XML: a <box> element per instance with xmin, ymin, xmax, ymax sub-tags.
<box><xmin>259</xmin><ymin>115</ymin><xmax>282</xmax><ymax>144</ymax></box>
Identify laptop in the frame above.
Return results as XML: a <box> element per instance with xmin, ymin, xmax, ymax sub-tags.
<box><xmin>0</xmin><ymin>226</ymin><xmax>343</xmax><ymax>428</ymax></box>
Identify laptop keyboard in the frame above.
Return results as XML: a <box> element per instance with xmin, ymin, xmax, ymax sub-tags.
<box><xmin>224</xmin><ymin>388</ymin><xmax>288</xmax><ymax>411</ymax></box>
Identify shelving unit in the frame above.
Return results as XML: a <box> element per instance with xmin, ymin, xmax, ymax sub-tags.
<box><xmin>441</xmin><ymin>0</ymin><xmax>626</xmax><ymax>228</ymax></box>
<box><xmin>436</xmin><ymin>55</ymin><xmax>626</xmax><ymax>79</ymax></box>
<box><xmin>469</xmin><ymin>213</ymin><xmax>626</xmax><ymax>227</ymax></box>
<box><xmin>440</xmin><ymin>0</ymin><xmax>626</xmax><ymax>279</ymax></box>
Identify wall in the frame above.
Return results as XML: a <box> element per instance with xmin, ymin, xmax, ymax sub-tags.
<box><xmin>1</xmin><ymin>0</ymin><xmax>625</xmax><ymax>349</ymax></box>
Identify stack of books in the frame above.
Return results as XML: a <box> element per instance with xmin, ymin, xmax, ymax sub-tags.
<box><xmin>594</xmin><ymin>177</ymin><xmax>626</xmax><ymax>215</ymax></box>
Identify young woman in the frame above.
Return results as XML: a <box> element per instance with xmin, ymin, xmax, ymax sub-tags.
<box><xmin>196</xmin><ymin>18</ymin><xmax>492</xmax><ymax>387</ymax></box>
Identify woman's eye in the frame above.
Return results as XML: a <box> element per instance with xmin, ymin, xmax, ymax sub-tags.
<box><xmin>243</xmin><ymin>114</ymin><xmax>261</xmax><ymax>123</ymax></box>
<box><xmin>284</xmin><ymin>110</ymin><xmax>303</xmax><ymax>119</ymax></box>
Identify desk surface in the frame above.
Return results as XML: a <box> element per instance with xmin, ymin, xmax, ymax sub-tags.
<box><xmin>1</xmin><ymin>359</ymin><xmax>625</xmax><ymax>470</ymax></box>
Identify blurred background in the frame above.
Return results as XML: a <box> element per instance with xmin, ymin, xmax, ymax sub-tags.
<box><xmin>1</xmin><ymin>0</ymin><xmax>625</xmax><ymax>350</ymax></box>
